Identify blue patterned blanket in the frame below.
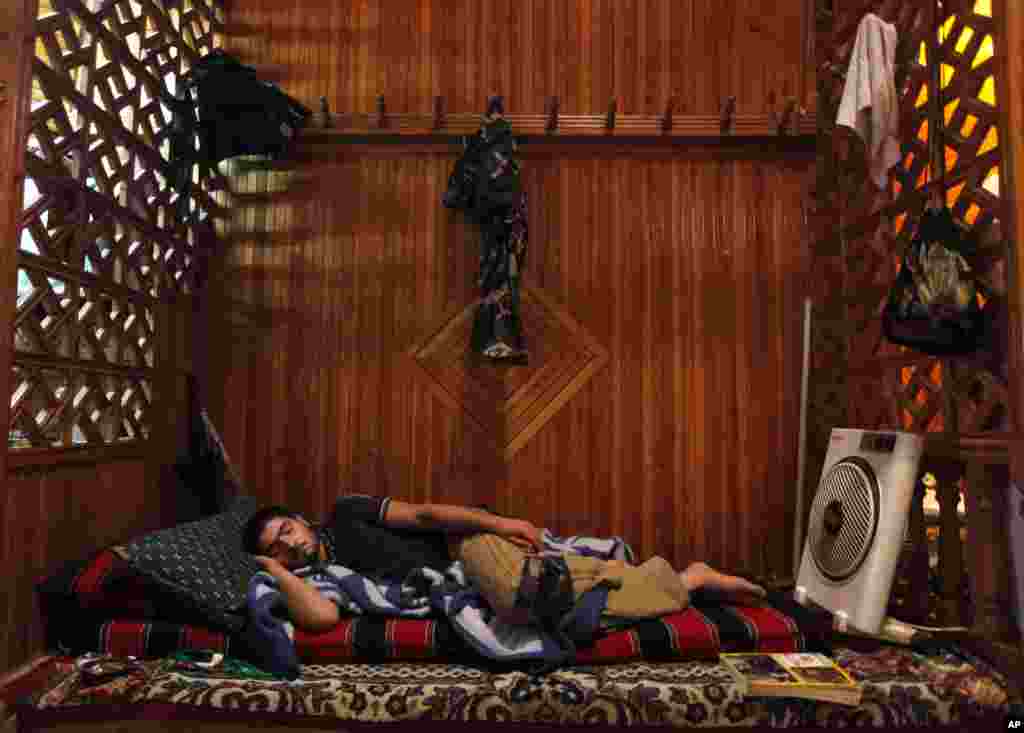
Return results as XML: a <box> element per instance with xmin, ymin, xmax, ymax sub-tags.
<box><xmin>245</xmin><ymin>530</ymin><xmax>635</xmax><ymax>679</ymax></box>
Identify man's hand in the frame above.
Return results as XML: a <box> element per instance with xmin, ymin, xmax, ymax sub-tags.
<box><xmin>253</xmin><ymin>555</ymin><xmax>286</xmax><ymax>576</ymax></box>
<box><xmin>496</xmin><ymin>518</ymin><xmax>545</xmax><ymax>551</ymax></box>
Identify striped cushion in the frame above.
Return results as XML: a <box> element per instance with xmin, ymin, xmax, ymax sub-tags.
<box><xmin>55</xmin><ymin>591</ymin><xmax>829</xmax><ymax>667</ymax></box>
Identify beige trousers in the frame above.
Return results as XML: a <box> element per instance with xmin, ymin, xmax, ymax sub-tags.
<box><xmin>448</xmin><ymin>533</ymin><xmax>690</xmax><ymax>625</ymax></box>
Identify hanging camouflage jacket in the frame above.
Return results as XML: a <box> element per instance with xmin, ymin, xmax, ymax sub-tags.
<box><xmin>442</xmin><ymin>116</ymin><xmax>529</xmax><ymax>362</ymax></box>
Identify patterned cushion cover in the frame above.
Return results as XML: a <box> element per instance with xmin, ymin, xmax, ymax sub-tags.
<box><xmin>114</xmin><ymin>495</ymin><xmax>264</xmax><ymax>633</ymax></box>
<box><xmin>36</xmin><ymin>495</ymin><xmax>264</xmax><ymax>659</ymax></box>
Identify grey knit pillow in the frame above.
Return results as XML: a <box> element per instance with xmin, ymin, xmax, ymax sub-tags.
<box><xmin>114</xmin><ymin>495</ymin><xmax>262</xmax><ymax>632</ymax></box>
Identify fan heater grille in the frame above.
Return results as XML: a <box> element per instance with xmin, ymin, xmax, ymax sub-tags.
<box><xmin>808</xmin><ymin>456</ymin><xmax>880</xmax><ymax>581</ymax></box>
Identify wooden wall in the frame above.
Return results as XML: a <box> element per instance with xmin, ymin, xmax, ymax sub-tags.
<box><xmin>207</xmin><ymin>1</ymin><xmax>817</xmax><ymax>579</ymax></box>
<box><xmin>228</xmin><ymin>0</ymin><xmax>814</xmax><ymax>119</ymax></box>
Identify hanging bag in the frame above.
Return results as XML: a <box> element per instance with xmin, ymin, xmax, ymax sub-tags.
<box><xmin>881</xmin><ymin>0</ymin><xmax>987</xmax><ymax>357</ymax></box>
<box><xmin>881</xmin><ymin>205</ymin><xmax>985</xmax><ymax>355</ymax></box>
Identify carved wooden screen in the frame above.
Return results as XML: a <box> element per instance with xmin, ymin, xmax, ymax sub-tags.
<box><xmin>10</xmin><ymin>0</ymin><xmax>225</xmax><ymax>450</ymax></box>
<box><xmin>813</xmin><ymin>0</ymin><xmax>1010</xmax><ymax>444</ymax></box>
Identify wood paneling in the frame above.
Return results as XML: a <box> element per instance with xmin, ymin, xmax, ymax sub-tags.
<box><xmin>2</xmin><ymin>461</ymin><xmax>155</xmax><ymax>667</ymax></box>
<box><xmin>207</xmin><ymin>144</ymin><xmax>813</xmax><ymax>579</ymax></box>
<box><xmin>227</xmin><ymin>0</ymin><xmax>812</xmax><ymax>120</ymax></box>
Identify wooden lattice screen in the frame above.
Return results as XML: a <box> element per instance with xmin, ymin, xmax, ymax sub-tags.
<box><xmin>811</xmin><ymin>0</ymin><xmax>1015</xmax><ymax>632</ymax></box>
<box><xmin>815</xmin><ymin>0</ymin><xmax>1008</xmax><ymax>437</ymax></box>
<box><xmin>9</xmin><ymin>0</ymin><xmax>227</xmax><ymax>450</ymax></box>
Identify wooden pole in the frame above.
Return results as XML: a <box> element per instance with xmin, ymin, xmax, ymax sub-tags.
<box><xmin>994</xmin><ymin>0</ymin><xmax>1024</xmax><ymax>501</ymax></box>
<box><xmin>0</xmin><ymin>0</ymin><xmax>38</xmax><ymax>478</ymax></box>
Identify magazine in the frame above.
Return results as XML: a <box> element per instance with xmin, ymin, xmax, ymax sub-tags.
<box><xmin>720</xmin><ymin>652</ymin><xmax>863</xmax><ymax>706</ymax></box>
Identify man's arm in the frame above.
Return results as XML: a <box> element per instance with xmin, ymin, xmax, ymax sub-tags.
<box><xmin>385</xmin><ymin>500</ymin><xmax>503</xmax><ymax>534</ymax></box>
<box><xmin>385</xmin><ymin>500</ymin><xmax>544</xmax><ymax>549</ymax></box>
<box><xmin>257</xmin><ymin>558</ymin><xmax>340</xmax><ymax>633</ymax></box>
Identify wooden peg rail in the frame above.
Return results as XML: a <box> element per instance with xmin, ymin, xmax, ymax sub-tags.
<box><xmin>299</xmin><ymin>100</ymin><xmax>815</xmax><ymax>143</ymax></box>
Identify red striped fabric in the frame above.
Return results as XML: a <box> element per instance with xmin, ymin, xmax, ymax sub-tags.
<box><xmin>292</xmin><ymin>620</ymin><xmax>356</xmax><ymax>662</ymax></box>
<box><xmin>726</xmin><ymin>604</ymin><xmax>804</xmax><ymax>653</ymax></box>
<box><xmin>82</xmin><ymin>600</ymin><xmax>812</xmax><ymax>665</ymax></box>
<box><xmin>575</xmin><ymin>629</ymin><xmax>641</xmax><ymax>662</ymax></box>
<box><xmin>384</xmin><ymin>618</ymin><xmax>436</xmax><ymax>659</ymax></box>
<box><xmin>105</xmin><ymin>621</ymin><xmax>149</xmax><ymax>658</ymax></box>
<box><xmin>71</xmin><ymin>551</ymin><xmax>124</xmax><ymax>604</ymax></box>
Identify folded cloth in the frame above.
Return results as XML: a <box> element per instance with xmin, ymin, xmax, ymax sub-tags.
<box><xmin>246</xmin><ymin>529</ymin><xmax>633</xmax><ymax>680</ymax></box>
<box><xmin>836</xmin><ymin>12</ymin><xmax>901</xmax><ymax>189</ymax></box>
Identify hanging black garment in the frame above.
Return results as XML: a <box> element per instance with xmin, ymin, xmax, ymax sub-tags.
<box><xmin>442</xmin><ymin>113</ymin><xmax>528</xmax><ymax>362</ymax></box>
<box><xmin>168</xmin><ymin>50</ymin><xmax>311</xmax><ymax>220</ymax></box>
<box><xmin>881</xmin><ymin>206</ymin><xmax>986</xmax><ymax>355</ymax></box>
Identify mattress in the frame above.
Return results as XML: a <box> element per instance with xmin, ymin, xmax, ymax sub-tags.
<box><xmin>53</xmin><ymin>591</ymin><xmax>827</xmax><ymax>668</ymax></box>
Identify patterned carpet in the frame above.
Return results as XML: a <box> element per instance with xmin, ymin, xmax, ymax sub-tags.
<box><xmin>19</xmin><ymin>644</ymin><xmax>1014</xmax><ymax>728</ymax></box>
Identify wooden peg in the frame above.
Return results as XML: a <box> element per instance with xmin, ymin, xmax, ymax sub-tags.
<box><xmin>662</xmin><ymin>98</ymin><xmax>674</xmax><ymax>133</ymax></box>
<box><xmin>319</xmin><ymin>96</ymin><xmax>331</xmax><ymax>128</ymax></box>
<box><xmin>486</xmin><ymin>95</ymin><xmax>504</xmax><ymax>119</ymax></box>
<box><xmin>721</xmin><ymin>96</ymin><xmax>736</xmax><ymax>134</ymax></box>
<box><xmin>376</xmin><ymin>95</ymin><xmax>386</xmax><ymax>129</ymax></box>
<box><xmin>778</xmin><ymin>98</ymin><xmax>797</xmax><ymax>135</ymax></box>
<box><xmin>606</xmin><ymin>98</ymin><xmax>617</xmax><ymax>131</ymax></box>
<box><xmin>433</xmin><ymin>96</ymin><xmax>444</xmax><ymax>130</ymax></box>
<box><xmin>546</xmin><ymin>96</ymin><xmax>560</xmax><ymax>133</ymax></box>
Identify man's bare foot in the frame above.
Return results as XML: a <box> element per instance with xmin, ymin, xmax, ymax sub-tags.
<box><xmin>679</xmin><ymin>562</ymin><xmax>767</xmax><ymax>602</ymax></box>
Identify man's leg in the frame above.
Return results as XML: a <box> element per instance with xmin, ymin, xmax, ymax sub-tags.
<box><xmin>678</xmin><ymin>562</ymin><xmax>767</xmax><ymax>601</ymax></box>
<box><xmin>452</xmin><ymin>534</ymin><xmax>767</xmax><ymax>625</ymax></box>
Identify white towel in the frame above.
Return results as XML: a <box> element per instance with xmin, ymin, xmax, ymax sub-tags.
<box><xmin>836</xmin><ymin>13</ymin><xmax>901</xmax><ymax>189</ymax></box>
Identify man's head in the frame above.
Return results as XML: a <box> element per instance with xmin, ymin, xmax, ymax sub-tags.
<box><xmin>242</xmin><ymin>506</ymin><xmax>320</xmax><ymax>570</ymax></box>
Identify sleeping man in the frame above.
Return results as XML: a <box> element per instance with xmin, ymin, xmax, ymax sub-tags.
<box><xmin>241</xmin><ymin>495</ymin><xmax>767</xmax><ymax>634</ymax></box>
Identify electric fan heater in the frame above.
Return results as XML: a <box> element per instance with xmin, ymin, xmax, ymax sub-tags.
<box><xmin>794</xmin><ymin>428</ymin><xmax>925</xmax><ymax>636</ymax></box>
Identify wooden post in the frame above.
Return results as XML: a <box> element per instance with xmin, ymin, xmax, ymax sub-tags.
<box><xmin>0</xmin><ymin>0</ymin><xmax>37</xmax><ymax>478</ymax></box>
<box><xmin>661</xmin><ymin>98</ymin><xmax>674</xmax><ymax>133</ymax></box>
<box><xmin>545</xmin><ymin>96</ymin><xmax>559</xmax><ymax>133</ymax></box>
<box><xmin>994</xmin><ymin>0</ymin><xmax>1024</xmax><ymax>500</ymax></box>
<box><xmin>486</xmin><ymin>95</ymin><xmax>504</xmax><ymax>118</ymax></box>
<box><xmin>902</xmin><ymin>474</ymin><xmax>932</xmax><ymax>623</ymax></box>
<box><xmin>932</xmin><ymin>459</ymin><xmax>966</xmax><ymax>626</ymax></box>
<box><xmin>964</xmin><ymin>460</ymin><xmax>1014</xmax><ymax>639</ymax></box>
<box><xmin>721</xmin><ymin>96</ymin><xmax>736</xmax><ymax>134</ymax></box>
<box><xmin>319</xmin><ymin>96</ymin><xmax>331</xmax><ymax>128</ymax></box>
<box><xmin>433</xmin><ymin>96</ymin><xmax>444</xmax><ymax>130</ymax></box>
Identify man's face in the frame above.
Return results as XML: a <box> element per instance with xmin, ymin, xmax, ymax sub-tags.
<box><xmin>258</xmin><ymin>515</ymin><xmax>319</xmax><ymax>570</ymax></box>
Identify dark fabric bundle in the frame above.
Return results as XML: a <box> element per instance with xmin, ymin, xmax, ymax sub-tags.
<box><xmin>882</xmin><ymin>206</ymin><xmax>986</xmax><ymax>355</ymax></box>
<box><xmin>513</xmin><ymin>554</ymin><xmax>599</xmax><ymax>677</ymax></box>
<box><xmin>442</xmin><ymin>108</ymin><xmax>529</xmax><ymax>362</ymax></box>
<box><xmin>174</xmin><ymin>375</ymin><xmax>243</xmax><ymax>521</ymax></box>
<box><xmin>168</xmin><ymin>50</ymin><xmax>311</xmax><ymax>219</ymax></box>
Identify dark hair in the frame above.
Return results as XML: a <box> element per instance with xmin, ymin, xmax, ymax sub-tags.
<box><xmin>242</xmin><ymin>505</ymin><xmax>304</xmax><ymax>556</ymax></box>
